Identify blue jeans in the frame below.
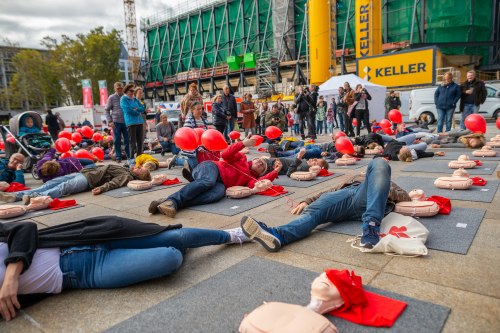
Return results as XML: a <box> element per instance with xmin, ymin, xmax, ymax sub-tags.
<box><xmin>223</xmin><ymin>118</ymin><xmax>236</xmax><ymax>141</ymax></box>
<box><xmin>379</xmin><ymin>133</ymin><xmax>428</xmax><ymax>151</ymax></box>
<box><xmin>59</xmin><ymin>228</ymin><xmax>230</xmax><ymax>289</ymax></box>
<box><xmin>113</xmin><ymin>122</ymin><xmax>130</xmax><ymax>161</ymax></box>
<box><xmin>160</xmin><ymin>141</ymin><xmax>180</xmax><ymax>154</ymax></box>
<box><xmin>175</xmin><ymin>155</ymin><xmax>198</xmax><ymax>170</ymax></box>
<box><xmin>437</xmin><ymin>108</ymin><xmax>455</xmax><ymax>133</ymax></box>
<box><xmin>277</xmin><ymin>145</ymin><xmax>322</xmax><ymax>159</ymax></box>
<box><xmin>460</xmin><ymin>104</ymin><xmax>479</xmax><ymax>129</ymax></box>
<box><xmin>316</xmin><ymin>120</ymin><xmax>324</xmax><ymax>135</ymax></box>
<box><xmin>293</xmin><ymin>124</ymin><xmax>299</xmax><ymax>135</ymax></box>
<box><xmin>78</xmin><ymin>158</ymin><xmax>96</xmax><ymax>169</ymax></box>
<box><xmin>168</xmin><ymin>161</ymin><xmax>225</xmax><ymax>209</ymax></box>
<box><xmin>338</xmin><ymin>112</ymin><xmax>346</xmax><ymax>132</ymax></box>
<box><xmin>327</xmin><ymin>122</ymin><xmax>334</xmax><ymax>134</ymax></box>
<box><xmin>15</xmin><ymin>173</ymin><xmax>89</xmax><ymax>200</ymax></box>
<box><xmin>271</xmin><ymin>159</ymin><xmax>391</xmax><ymax>245</ymax></box>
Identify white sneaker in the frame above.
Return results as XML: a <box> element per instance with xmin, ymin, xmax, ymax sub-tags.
<box><xmin>225</xmin><ymin>227</ymin><xmax>251</xmax><ymax>245</ymax></box>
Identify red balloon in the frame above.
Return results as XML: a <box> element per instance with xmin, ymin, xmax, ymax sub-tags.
<box><xmin>193</xmin><ymin>128</ymin><xmax>205</xmax><ymax>145</ymax></box>
<box><xmin>75</xmin><ymin>128</ymin><xmax>82</xmax><ymax>133</ymax></box>
<box><xmin>464</xmin><ymin>114</ymin><xmax>486</xmax><ymax>134</ymax></box>
<box><xmin>334</xmin><ymin>131</ymin><xmax>347</xmax><ymax>139</ymax></box>
<box><xmin>58</xmin><ymin>131</ymin><xmax>72</xmax><ymax>140</ymax></box>
<box><xmin>229</xmin><ymin>131</ymin><xmax>241</xmax><ymax>141</ymax></box>
<box><xmin>335</xmin><ymin>137</ymin><xmax>355</xmax><ymax>155</ymax></box>
<box><xmin>60</xmin><ymin>152</ymin><xmax>74</xmax><ymax>159</ymax></box>
<box><xmin>201</xmin><ymin>129</ymin><xmax>228</xmax><ymax>151</ymax></box>
<box><xmin>6</xmin><ymin>135</ymin><xmax>15</xmax><ymax>144</ymax></box>
<box><xmin>388</xmin><ymin>109</ymin><xmax>403</xmax><ymax>124</ymax></box>
<box><xmin>265</xmin><ymin>126</ymin><xmax>282</xmax><ymax>139</ymax></box>
<box><xmin>75</xmin><ymin>149</ymin><xmax>93</xmax><ymax>160</ymax></box>
<box><xmin>0</xmin><ymin>141</ymin><xmax>4</xmax><ymax>149</ymax></box>
<box><xmin>92</xmin><ymin>132</ymin><xmax>103</xmax><ymax>142</ymax></box>
<box><xmin>174</xmin><ymin>127</ymin><xmax>199</xmax><ymax>151</ymax></box>
<box><xmin>379</xmin><ymin>119</ymin><xmax>392</xmax><ymax>129</ymax></box>
<box><xmin>352</xmin><ymin>119</ymin><xmax>358</xmax><ymax>127</ymax></box>
<box><xmin>71</xmin><ymin>132</ymin><xmax>82</xmax><ymax>144</ymax></box>
<box><xmin>251</xmin><ymin>135</ymin><xmax>264</xmax><ymax>147</ymax></box>
<box><xmin>91</xmin><ymin>147</ymin><xmax>105</xmax><ymax>161</ymax></box>
<box><xmin>81</xmin><ymin>126</ymin><xmax>94</xmax><ymax>138</ymax></box>
<box><xmin>55</xmin><ymin>138</ymin><xmax>71</xmax><ymax>153</ymax></box>
<box><xmin>383</xmin><ymin>127</ymin><xmax>395</xmax><ymax>135</ymax></box>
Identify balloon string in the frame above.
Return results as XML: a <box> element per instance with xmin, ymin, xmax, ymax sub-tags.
<box><xmin>202</xmin><ymin>147</ymin><xmax>299</xmax><ymax>208</ymax></box>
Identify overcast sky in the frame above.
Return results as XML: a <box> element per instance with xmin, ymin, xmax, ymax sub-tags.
<box><xmin>0</xmin><ymin>0</ymin><xmax>181</xmax><ymax>52</ymax></box>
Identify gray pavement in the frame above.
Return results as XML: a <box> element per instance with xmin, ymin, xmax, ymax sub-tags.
<box><xmin>1</xmin><ymin>125</ymin><xmax>500</xmax><ymax>332</ymax></box>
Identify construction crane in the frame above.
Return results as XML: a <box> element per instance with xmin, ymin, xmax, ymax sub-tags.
<box><xmin>123</xmin><ymin>0</ymin><xmax>140</xmax><ymax>82</ymax></box>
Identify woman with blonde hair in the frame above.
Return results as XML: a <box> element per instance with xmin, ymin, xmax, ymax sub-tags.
<box><xmin>180</xmin><ymin>83</ymin><xmax>203</xmax><ymax>127</ymax></box>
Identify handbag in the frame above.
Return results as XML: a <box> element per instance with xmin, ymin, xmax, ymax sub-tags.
<box><xmin>351</xmin><ymin>212</ymin><xmax>429</xmax><ymax>256</ymax></box>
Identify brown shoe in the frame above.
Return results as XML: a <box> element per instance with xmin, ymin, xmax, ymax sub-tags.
<box><xmin>148</xmin><ymin>199</ymin><xmax>167</xmax><ymax>214</ymax></box>
<box><xmin>157</xmin><ymin>200</ymin><xmax>177</xmax><ymax>218</ymax></box>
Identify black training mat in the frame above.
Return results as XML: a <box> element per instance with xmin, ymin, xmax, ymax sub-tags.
<box><xmin>432</xmin><ymin>151</ymin><xmax>500</xmax><ymax>161</ymax></box>
<box><xmin>105</xmin><ymin>257</ymin><xmax>450</xmax><ymax>333</ymax></box>
<box><xmin>401</xmin><ymin>160</ymin><xmax>497</xmax><ymax>175</ymax></box>
<box><xmin>320</xmin><ymin>207</ymin><xmax>485</xmax><ymax>255</ymax></box>
<box><xmin>273</xmin><ymin>173</ymin><xmax>343</xmax><ymax>188</ymax></box>
<box><xmin>329</xmin><ymin>158</ymin><xmax>371</xmax><ymax>170</ymax></box>
<box><xmin>393</xmin><ymin>176</ymin><xmax>499</xmax><ymax>203</ymax></box>
<box><xmin>187</xmin><ymin>192</ymin><xmax>294</xmax><ymax>216</ymax></box>
<box><xmin>0</xmin><ymin>204</ymin><xmax>84</xmax><ymax>223</ymax></box>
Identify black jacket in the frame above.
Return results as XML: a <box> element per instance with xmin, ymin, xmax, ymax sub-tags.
<box><xmin>294</xmin><ymin>93</ymin><xmax>314</xmax><ymax>114</ymax></box>
<box><xmin>355</xmin><ymin>133</ymin><xmax>385</xmax><ymax>147</ymax></box>
<box><xmin>377</xmin><ymin>140</ymin><xmax>434</xmax><ymax>161</ymax></box>
<box><xmin>221</xmin><ymin>93</ymin><xmax>238</xmax><ymax>118</ymax></box>
<box><xmin>0</xmin><ymin>216</ymin><xmax>181</xmax><ymax>273</ymax></box>
<box><xmin>266</xmin><ymin>157</ymin><xmax>310</xmax><ymax>177</ymax></box>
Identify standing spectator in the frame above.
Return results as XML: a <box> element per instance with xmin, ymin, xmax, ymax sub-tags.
<box><xmin>287</xmin><ymin>109</ymin><xmax>294</xmax><ymax>135</ymax></box>
<box><xmin>326</xmin><ymin>107</ymin><xmax>334</xmax><ymax>135</ymax></box>
<box><xmin>275</xmin><ymin>98</ymin><xmax>286</xmax><ymax>132</ymax></box>
<box><xmin>212</xmin><ymin>94</ymin><xmax>231</xmax><ymax>135</ymax></box>
<box><xmin>105</xmin><ymin>82</ymin><xmax>130</xmax><ymax>164</ymax></box>
<box><xmin>316</xmin><ymin>96</ymin><xmax>327</xmax><ymax>136</ymax></box>
<box><xmin>308</xmin><ymin>84</ymin><xmax>318</xmax><ymax>139</ymax></box>
<box><xmin>354</xmin><ymin>84</ymin><xmax>372</xmax><ymax>136</ymax></box>
<box><xmin>330</xmin><ymin>97</ymin><xmax>339</xmax><ymax>129</ymax></box>
<box><xmin>56</xmin><ymin>112</ymin><xmax>65</xmax><ymax>132</ymax></box>
<box><xmin>294</xmin><ymin>86</ymin><xmax>315</xmax><ymax>139</ymax></box>
<box><xmin>82</xmin><ymin>118</ymin><xmax>92</xmax><ymax>127</ymax></box>
<box><xmin>155</xmin><ymin>107</ymin><xmax>162</xmax><ymax>125</ymax></box>
<box><xmin>221</xmin><ymin>85</ymin><xmax>238</xmax><ymax>140</ymax></box>
<box><xmin>384</xmin><ymin>90</ymin><xmax>401</xmax><ymax>119</ymax></box>
<box><xmin>459</xmin><ymin>70</ymin><xmax>487</xmax><ymax>129</ymax></box>
<box><xmin>258</xmin><ymin>101</ymin><xmax>269</xmax><ymax>135</ymax></box>
<box><xmin>180</xmin><ymin>83</ymin><xmax>204</xmax><ymax>127</ymax></box>
<box><xmin>240</xmin><ymin>93</ymin><xmax>256</xmax><ymax>136</ymax></box>
<box><xmin>70</xmin><ymin>122</ymin><xmax>76</xmax><ymax>133</ymax></box>
<box><xmin>120</xmin><ymin>84</ymin><xmax>145</xmax><ymax>163</ymax></box>
<box><xmin>343</xmin><ymin>82</ymin><xmax>356</xmax><ymax>137</ymax></box>
<box><xmin>265</xmin><ymin>104</ymin><xmax>286</xmax><ymax>131</ymax></box>
<box><xmin>336</xmin><ymin>87</ymin><xmax>346</xmax><ymax>132</ymax></box>
<box><xmin>156</xmin><ymin>113</ymin><xmax>178</xmax><ymax>156</ymax></box>
<box><xmin>135</xmin><ymin>87</ymin><xmax>148</xmax><ymax>138</ymax></box>
<box><xmin>45</xmin><ymin>109</ymin><xmax>60</xmax><ymax>141</ymax></box>
<box><xmin>292</xmin><ymin>107</ymin><xmax>300</xmax><ymax>136</ymax></box>
<box><xmin>434</xmin><ymin>72</ymin><xmax>461</xmax><ymax>133</ymax></box>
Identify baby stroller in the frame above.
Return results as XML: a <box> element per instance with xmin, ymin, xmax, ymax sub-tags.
<box><xmin>0</xmin><ymin>111</ymin><xmax>53</xmax><ymax>180</ymax></box>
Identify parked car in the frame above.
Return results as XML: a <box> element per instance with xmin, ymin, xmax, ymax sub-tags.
<box><xmin>408</xmin><ymin>83</ymin><xmax>500</xmax><ymax>123</ymax></box>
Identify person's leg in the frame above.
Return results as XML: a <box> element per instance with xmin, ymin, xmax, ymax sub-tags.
<box><xmin>116</xmin><ymin>122</ymin><xmax>130</xmax><ymax>160</ymax></box>
<box><xmin>406</xmin><ymin>142</ymin><xmax>428</xmax><ymax>151</ymax></box>
<box><xmin>307</xmin><ymin>113</ymin><xmax>316</xmax><ymax>138</ymax></box>
<box><xmin>364</xmin><ymin>110</ymin><xmax>371</xmax><ymax>133</ymax></box>
<box><xmin>396</xmin><ymin>133</ymin><xmax>417</xmax><ymax>145</ymax></box>
<box><xmin>113</xmin><ymin>124</ymin><xmax>123</xmax><ymax>162</ymax></box>
<box><xmin>333</xmin><ymin>111</ymin><xmax>339</xmax><ymax>128</ymax></box>
<box><xmin>339</xmin><ymin>112</ymin><xmax>345</xmax><ymax>132</ymax></box>
<box><xmin>460</xmin><ymin>104</ymin><xmax>474</xmax><ymax>129</ymax></box>
<box><xmin>127</xmin><ymin>125</ymin><xmax>137</xmax><ymax>158</ymax></box>
<box><xmin>355</xmin><ymin>109</ymin><xmax>362</xmax><ymax>136</ymax></box>
<box><xmin>167</xmin><ymin>161</ymin><xmax>219</xmax><ymax>209</ymax></box>
<box><xmin>303</xmin><ymin>146</ymin><xmax>323</xmax><ymax>159</ymax></box>
<box><xmin>316</xmin><ymin>120</ymin><xmax>321</xmax><ymax>135</ymax></box>
<box><xmin>215</xmin><ymin>124</ymin><xmax>226</xmax><ymax>135</ymax></box>
<box><xmin>445</xmin><ymin>108</ymin><xmax>454</xmax><ymax>132</ymax></box>
<box><xmin>436</xmin><ymin>108</ymin><xmax>445</xmax><ymax>133</ymax></box>
<box><xmin>182</xmin><ymin>181</ymin><xmax>226</xmax><ymax>207</ymax></box>
<box><xmin>136</xmin><ymin>124</ymin><xmax>144</xmax><ymax>156</ymax></box>
<box><xmin>169</xmin><ymin>142</ymin><xmax>180</xmax><ymax>155</ymax></box>
<box><xmin>378</xmin><ymin>134</ymin><xmax>394</xmax><ymax>143</ymax></box>
<box><xmin>19</xmin><ymin>173</ymin><xmax>89</xmax><ymax>199</ymax></box>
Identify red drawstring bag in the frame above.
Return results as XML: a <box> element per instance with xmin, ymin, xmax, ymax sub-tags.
<box><xmin>48</xmin><ymin>198</ymin><xmax>77</xmax><ymax>210</ymax></box>
<box><xmin>471</xmin><ymin>177</ymin><xmax>487</xmax><ymax>186</ymax></box>
<box><xmin>162</xmin><ymin>178</ymin><xmax>182</xmax><ymax>186</ymax></box>
<box><xmin>426</xmin><ymin>196</ymin><xmax>452</xmax><ymax>215</ymax></box>
<box><xmin>5</xmin><ymin>182</ymin><xmax>30</xmax><ymax>192</ymax></box>
<box><xmin>473</xmin><ymin>160</ymin><xmax>483</xmax><ymax>166</ymax></box>
<box><xmin>255</xmin><ymin>185</ymin><xmax>288</xmax><ymax>197</ymax></box>
<box><xmin>318</xmin><ymin>169</ymin><xmax>334</xmax><ymax>177</ymax></box>
<box><xmin>326</xmin><ymin>269</ymin><xmax>407</xmax><ymax>328</ymax></box>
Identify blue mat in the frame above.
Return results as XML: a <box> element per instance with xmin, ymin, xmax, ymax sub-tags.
<box><xmin>320</xmin><ymin>207</ymin><xmax>485</xmax><ymax>254</ymax></box>
<box><xmin>105</xmin><ymin>257</ymin><xmax>450</xmax><ymax>333</ymax></box>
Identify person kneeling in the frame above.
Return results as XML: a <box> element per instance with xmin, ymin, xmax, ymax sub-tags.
<box><xmin>148</xmin><ymin>136</ymin><xmax>280</xmax><ymax>217</ymax></box>
<box><xmin>240</xmin><ymin>159</ymin><xmax>410</xmax><ymax>251</ymax></box>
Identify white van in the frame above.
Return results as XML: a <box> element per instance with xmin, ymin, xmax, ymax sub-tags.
<box><xmin>408</xmin><ymin>83</ymin><xmax>500</xmax><ymax>123</ymax></box>
<box><xmin>51</xmin><ymin>105</ymin><xmax>107</xmax><ymax>131</ymax></box>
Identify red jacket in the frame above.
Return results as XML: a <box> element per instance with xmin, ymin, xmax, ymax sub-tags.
<box><xmin>215</xmin><ymin>142</ymin><xmax>278</xmax><ymax>188</ymax></box>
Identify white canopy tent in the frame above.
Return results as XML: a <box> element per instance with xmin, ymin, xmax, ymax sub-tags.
<box><xmin>318</xmin><ymin>74</ymin><xmax>387</xmax><ymax>121</ymax></box>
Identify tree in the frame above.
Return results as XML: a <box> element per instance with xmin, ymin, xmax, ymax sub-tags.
<box><xmin>44</xmin><ymin>27</ymin><xmax>122</xmax><ymax>105</ymax></box>
<box><xmin>10</xmin><ymin>50</ymin><xmax>63</xmax><ymax>109</ymax></box>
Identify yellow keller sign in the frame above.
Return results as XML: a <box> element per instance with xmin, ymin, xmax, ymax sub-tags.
<box><xmin>357</xmin><ymin>47</ymin><xmax>441</xmax><ymax>87</ymax></box>
<box><xmin>355</xmin><ymin>0</ymin><xmax>382</xmax><ymax>58</ymax></box>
